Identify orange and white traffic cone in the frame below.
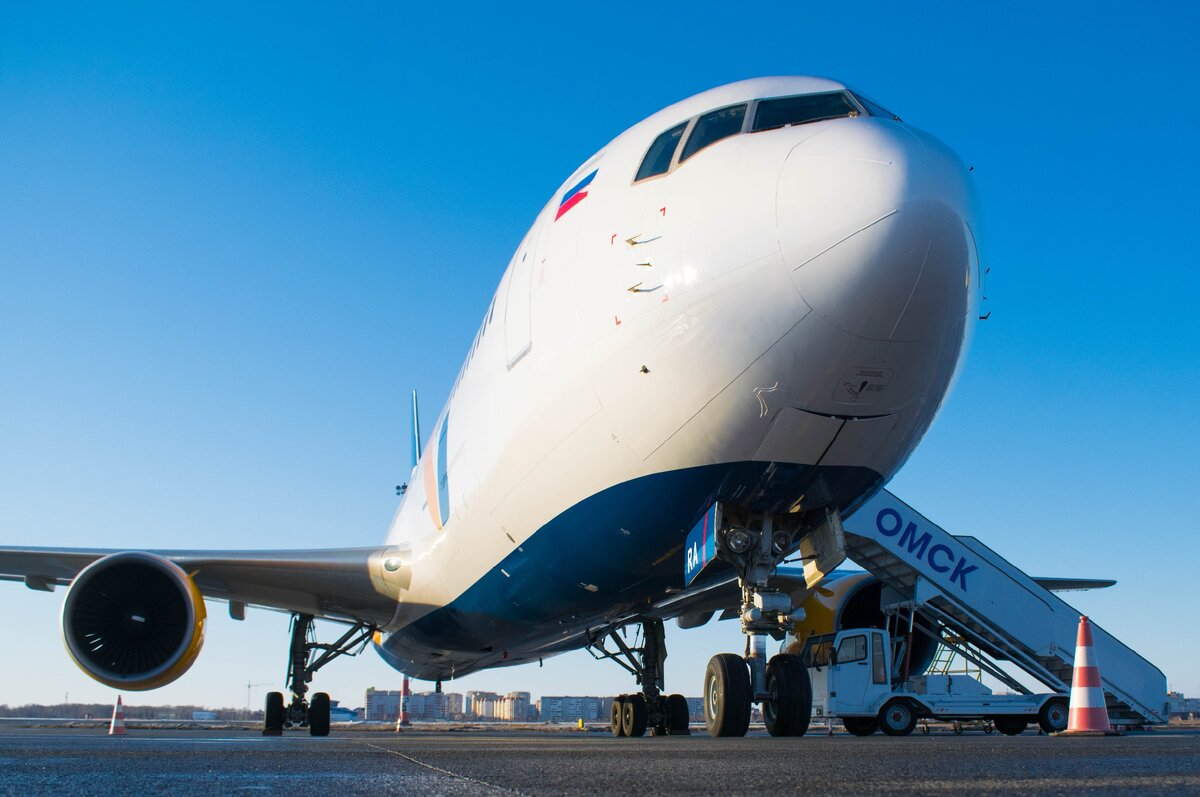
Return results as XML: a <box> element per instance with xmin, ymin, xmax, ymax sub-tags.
<box><xmin>109</xmin><ymin>696</ymin><xmax>127</xmax><ymax>736</ymax></box>
<box><xmin>1058</xmin><ymin>615</ymin><xmax>1120</xmax><ymax>736</ymax></box>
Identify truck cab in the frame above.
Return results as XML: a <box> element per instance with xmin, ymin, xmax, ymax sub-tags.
<box><xmin>802</xmin><ymin>628</ymin><xmax>893</xmax><ymax>720</ymax></box>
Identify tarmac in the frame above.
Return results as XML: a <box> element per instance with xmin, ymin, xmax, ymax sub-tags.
<box><xmin>1</xmin><ymin>725</ymin><xmax>1199</xmax><ymax>795</ymax></box>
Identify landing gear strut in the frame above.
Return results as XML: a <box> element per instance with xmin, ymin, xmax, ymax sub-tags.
<box><xmin>589</xmin><ymin>620</ymin><xmax>691</xmax><ymax>737</ymax></box>
<box><xmin>262</xmin><ymin>613</ymin><xmax>376</xmax><ymax>737</ymax></box>
<box><xmin>703</xmin><ymin>509</ymin><xmax>843</xmax><ymax>737</ymax></box>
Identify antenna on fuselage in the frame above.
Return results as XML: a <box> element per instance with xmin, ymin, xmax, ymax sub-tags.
<box><xmin>410</xmin><ymin>389</ymin><xmax>422</xmax><ymax>468</ymax></box>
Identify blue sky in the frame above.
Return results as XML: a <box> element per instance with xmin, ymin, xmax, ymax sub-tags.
<box><xmin>1</xmin><ymin>2</ymin><xmax>1197</xmax><ymax>711</ymax></box>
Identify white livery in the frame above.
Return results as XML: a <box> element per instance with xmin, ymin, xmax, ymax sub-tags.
<box><xmin>2</xmin><ymin>77</ymin><xmax>984</xmax><ymax>737</ymax></box>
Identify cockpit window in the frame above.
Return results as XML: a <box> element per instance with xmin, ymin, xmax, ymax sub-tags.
<box><xmin>633</xmin><ymin>89</ymin><xmax>901</xmax><ymax>184</ymax></box>
<box><xmin>852</xmin><ymin>92</ymin><xmax>902</xmax><ymax>122</ymax></box>
<box><xmin>751</xmin><ymin>91</ymin><xmax>859</xmax><ymax>132</ymax></box>
<box><xmin>635</xmin><ymin>122</ymin><xmax>687</xmax><ymax>182</ymax></box>
<box><xmin>680</xmin><ymin>104</ymin><xmax>747</xmax><ymax>163</ymax></box>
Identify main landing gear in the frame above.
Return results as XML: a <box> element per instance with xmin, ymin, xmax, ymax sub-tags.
<box><xmin>702</xmin><ymin>510</ymin><xmax>843</xmax><ymax>738</ymax></box>
<box><xmin>262</xmin><ymin>613</ymin><xmax>376</xmax><ymax>737</ymax></box>
<box><xmin>590</xmin><ymin>619</ymin><xmax>691</xmax><ymax>737</ymax></box>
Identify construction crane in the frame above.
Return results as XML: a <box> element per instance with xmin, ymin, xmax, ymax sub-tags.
<box><xmin>246</xmin><ymin>681</ymin><xmax>272</xmax><ymax>711</ymax></box>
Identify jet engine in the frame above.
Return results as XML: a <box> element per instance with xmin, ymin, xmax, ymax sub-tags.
<box><xmin>61</xmin><ymin>552</ymin><xmax>206</xmax><ymax>690</ymax></box>
<box><xmin>786</xmin><ymin>572</ymin><xmax>939</xmax><ymax>677</ymax></box>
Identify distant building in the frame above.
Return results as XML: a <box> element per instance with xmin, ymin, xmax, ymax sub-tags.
<box><xmin>498</xmin><ymin>692</ymin><xmax>531</xmax><ymax>721</ymax></box>
<box><xmin>537</xmin><ymin>696</ymin><xmax>613</xmax><ymax>723</ymax></box>
<box><xmin>1169</xmin><ymin>691</ymin><xmax>1200</xmax><ymax>719</ymax></box>
<box><xmin>466</xmin><ymin>691</ymin><xmax>500</xmax><ymax>720</ymax></box>
<box><xmin>365</xmin><ymin>688</ymin><xmax>401</xmax><ymax>721</ymax></box>
<box><xmin>415</xmin><ymin>691</ymin><xmax>444</xmax><ymax>720</ymax></box>
<box><xmin>366</xmin><ymin>687</ymin><xmax>464</xmax><ymax>721</ymax></box>
<box><xmin>330</xmin><ymin>706</ymin><xmax>358</xmax><ymax>722</ymax></box>
<box><xmin>444</xmin><ymin>692</ymin><xmax>464</xmax><ymax>719</ymax></box>
<box><xmin>686</xmin><ymin>697</ymin><xmax>704</xmax><ymax>722</ymax></box>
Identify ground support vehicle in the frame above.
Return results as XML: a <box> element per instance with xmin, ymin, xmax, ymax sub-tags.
<box><xmin>805</xmin><ymin>627</ymin><xmax>1069</xmax><ymax>736</ymax></box>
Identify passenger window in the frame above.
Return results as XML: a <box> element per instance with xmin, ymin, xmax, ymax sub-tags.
<box><xmin>871</xmin><ymin>633</ymin><xmax>888</xmax><ymax>684</ymax></box>
<box><xmin>680</xmin><ymin>104</ymin><xmax>747</xmax><ymax>162</ymax></box>
<box><xmin>635</xmin><ymin>122</ymin><xmax>687</xmax><ymax>182</ymax></box>
<box><xmin>751</xmin><ymin>92</ymin><xmax>859</xmax><ymax>132</ymax></box>
<box><xmin>836</xmin><ymin>634</ymin><xmax>866</xmax><ymax>664</ymax></box>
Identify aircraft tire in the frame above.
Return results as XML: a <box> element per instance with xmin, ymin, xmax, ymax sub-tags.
<box><xmin>992</xmin><ymin>715</ymin><xmax>1027</xmax><ymax>736</ymax></box>
<box><xmin>264</xmin><ymin>691</ymin><xmax>284</xmax><ymax>734</ymax></box>
<box><xmin>763</xmin><ymin>654</ymin><xmax>812</xmax><ymax>737</ymax></box>
<box><xmin>878</xmin><ymin>699</ymin><xmax>918</xmax><ymax>736</ymax></box>
<box><xmin>622</xmin><ymin>693</ymin><xmax>648</xmax><ymax>738</ymax></box>
<box><xmin>611</xmin><ymin>695</ymin><xmax>627</xmax><ymax>737</ymax></box>
<box><xmin>842</xmin><ymin>716</ymin><xmax>878</xmax><ymax>736</ymax></box>
<box><xmin>704</xmin><ymin>653</ymin><xmax>751</xmax><ymax>738</ymax></box>
<box><xmin>309</xmin><ymin>692</ymin><xmax>331</xmax><ymax>737</ymax></box>
<box><xmin>1038</xmin><ymin>698</ymin><xmax>1069</xmax><ymax>734</ymax></box>
<box><xmin>666</xmin><ymin>693</ymin><xmax>691</xmax><ymax>734</ymax></box>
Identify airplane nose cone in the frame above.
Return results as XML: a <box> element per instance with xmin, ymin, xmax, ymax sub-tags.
<box><xmin>777</xmin><ymin>120</ymin><xmax>976</xmax><ymax>342</ymax></box>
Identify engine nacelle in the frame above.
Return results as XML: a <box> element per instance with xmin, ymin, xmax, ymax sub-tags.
<box><xmin>785</xmin><ymin>572</ymin><xmax>939</xmax><ymax>676</ymax></box>
<box><xmin>61</xmin><ymin>552</ymin><xmax>206</xmax><ymax>690</ymax></box>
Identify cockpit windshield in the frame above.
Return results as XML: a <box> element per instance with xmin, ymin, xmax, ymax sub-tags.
<box><xmin>680</xmin><ymin>104</ymin><xmax>747</xmax><ymax>163</ymax></box>
<box><xmin>751</xmin><ymin>91</ymin><xmax>860</xmax><ymax>132</ymax></box>
<box><xmin>633</xmin><ymin>89</ymin><xmax>901</xmax><ymax>184</ymax></box>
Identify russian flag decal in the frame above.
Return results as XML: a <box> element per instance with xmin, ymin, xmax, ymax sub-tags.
<box><xmin>555</xmin><ymin>169</ymin><xmax>597</xmax><ymax>221</ymax></box>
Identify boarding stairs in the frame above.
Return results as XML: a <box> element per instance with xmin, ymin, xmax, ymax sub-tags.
<box><xmin>840</xmin><ymin>489</ymin><xmax>1168</xmax><ymax>726</ymax></box>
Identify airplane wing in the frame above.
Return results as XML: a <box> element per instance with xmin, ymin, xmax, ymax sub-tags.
<box><xmin>0</xmin><ymin>545</ymin><xmax>410</xmax><ymax>627</ymax></box>
<box><xmin>644</xmin><ymin>568</ymin><xmax>1115</xmax><ymax>629</ymax></box>
<box><xmin>1028</xmin><ymin>577</ymin><xmax>1116</xmax><ymax>592</ymax></box>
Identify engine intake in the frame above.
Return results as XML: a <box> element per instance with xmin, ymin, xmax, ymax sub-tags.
<box><xmin>788</xmin><ymin>572</ymin><xmax>939</xmax><ymax>677</ymax></box>
<box><xmin>62</xmin><ymin>552</ymin><xmax>206</xmax><ymax>690</ymax></box>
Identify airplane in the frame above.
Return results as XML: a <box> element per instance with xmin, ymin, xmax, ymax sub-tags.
<box><xmin>2</xmin><ymin>75</ymin><xmax>998</xmax><ymax>738</ymax></box>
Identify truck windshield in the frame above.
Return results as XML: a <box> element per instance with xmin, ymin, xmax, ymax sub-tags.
<box><xmin>801</xmin><ymin>638</ymin><xmax>833</xmax><ymax>667</ymax></box>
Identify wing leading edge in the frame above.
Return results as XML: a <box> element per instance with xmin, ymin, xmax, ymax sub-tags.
<box><xmin>0</xmin><ymin>545</ymin><xmax>412</xmax><ymax>627</ymax></box>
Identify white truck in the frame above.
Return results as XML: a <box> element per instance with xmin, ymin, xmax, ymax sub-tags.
<box><xmin>801</xmin><ymin>627</ymin><xmax>1070</xmax><ymax>736</ymax></box>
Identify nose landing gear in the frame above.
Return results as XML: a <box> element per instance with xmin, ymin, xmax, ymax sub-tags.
<box><xmin>703</xmin><ymin>509</ymin><xmax>844</xmax><ymax>738</ymax></box>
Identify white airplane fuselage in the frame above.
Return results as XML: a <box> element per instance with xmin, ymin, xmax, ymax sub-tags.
<box><xmin>375</xmin><ymin>77</ymin><xmax>979</xmax><ymax>680</ymax></box>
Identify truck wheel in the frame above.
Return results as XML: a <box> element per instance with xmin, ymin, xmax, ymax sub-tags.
<box><xmin>704</xmin><ymin>654</ymin><xmax>751</xmax><ymax>737</ymax></box>
<box><xmin>878</xmin><ymin>700</ymin><xmax>917</xmax><ymax>736</ymax></box>
<box><xmin>763</xmin><ymin>654</ymin><xmax>812</xmax><ymax>737</ymax></box>
<box><xmin>611</xmin><ymin>695</ymin><xmax>627</xmax><ymax>736</ymax></box>
<box><xmin>992</xmin><ymin>715</ymin><xmax>1027</xmax><ymax>736</ymax></box>
<box><xmin>843</xmin><ymin>717</ymin><xmax>878</xmax><ymax>736</ymax></box>
<box><xmin>1038</xmin><ymin>698</ymin><xmax>1069</xmax><ymax>734</ymax></box>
